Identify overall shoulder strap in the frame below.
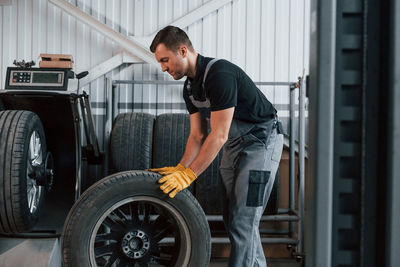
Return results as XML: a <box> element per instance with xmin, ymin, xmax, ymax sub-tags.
<box><xmin>202</xmin><ymin>58</ymin><xmax>220</xmax><ymax>88</ymax></box>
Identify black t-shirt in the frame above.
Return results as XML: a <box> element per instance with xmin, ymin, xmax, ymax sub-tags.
<box><xmin>183</xmin><ymin>54</ymin><xmax>276</xmax><ymax>123</ymax></box>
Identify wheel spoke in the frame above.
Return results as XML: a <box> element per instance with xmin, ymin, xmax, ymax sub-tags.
<box><xmin>150</xmin><ymin>214</ymin><xmax>167</xmax><ymax>228</ymax></box>
<box><xmin>150</xmin><ymin>244</ymin><xmax>176</xmax><ymax>266</ymax></box>
<box><xmin>34</xmin><ymin>135</ymin><xmax>41</xmax><ymax>163</ymax></box>
<box><xmin>150</xmin><ymin>254</ymin><xmax>171</xmax><ymax>266</ymax></box>
<box><xmin>27</xmin><ymin>160</ymin><xmax>34</xmax><ymax>176</ymax></box>
<box><xmin>95</xmin><ymin>257</ymin><xmax>108</xmax><ymax>266</ymax></box>
<box><xmin>159</xmin><ymin>244</ymin><xmax>176</xmax><ymax>256</ymax></box>
<box><xmin>102</xmin><ymin>217</ymin><xmax>125</xmax><ymax>232</ymax></box>
<box><xmin>112</xmin><ymin>207</ymin><xmax>129</xmax><ymax>222</ymax></box>
<box><xmin>27</xmin><ymin>187</ymin><xmax>34</xmax><ymax>207</ymax></box>
<box><xmin>94</xmin><ymin>243</ymin><xmax>118</xmax><ymax>257</ymax></box>
<box><xmin>103</xmin><ymin>251</ymin><xmax>120</xmax><ymax>267</ymax></box>
<box><xmin>151</xmin><ymin>215</ymin><xmax>175</xmax><ymax>242</ymax></box>
<box><xmin>34</xmin><ymin>136</ymin><xmax>41</xmax><ymax>156</ymax></box>
<box><xmin>153</xmin><ymin>222</ymin><xmax>174</xmax><ymax>243</ymax></box>
<box><xmin>143</xmin><ymin>203</ymin><xmax>152</xmax><ymax>225</ymax></box>
<box><xmin>29</xmin><ymin>135</ymin><xmax>35</xmax><ymax>161</ymax></box>
<box><xmin>29</xmin><ymin>132</ymin><xmax>42</xmax><ymax>166</ymax></box>
<box><xmin>129</xmin><ymin>202</ymin><xmax>140</xmax><ymax>224</ymax></box>
<box><xmin>115</xmin><ymin>258</ymin><xmax>129</xmax><ymax>267</ymax></box>
<box><xmin>32</xmin><ymin>187</ymin><xmax>39</xmax><ymax>212</ymax></box>
<box><xmin>95</xmin><ymin>232</ymin><xmax>120</xmax><ymax>243</ymax></box>
<box><xmin>28</xmin><ymin>186</ymin><xmax>38</xmax><ymax>213</ymax></box>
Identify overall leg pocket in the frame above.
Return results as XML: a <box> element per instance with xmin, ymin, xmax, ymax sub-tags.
<box><xmin>246</xmin><ymin>170</ymin><xmax>270</xmax><ymax>207</ymax></box>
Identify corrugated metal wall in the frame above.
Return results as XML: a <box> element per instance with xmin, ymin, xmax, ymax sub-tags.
<box><xmin>0</xmin><ymin>0</ymin><xmax>310</xmax><ymax>149</ymax></box>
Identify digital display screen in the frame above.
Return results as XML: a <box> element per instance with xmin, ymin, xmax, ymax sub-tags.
<box><xmin>32</xmin><ymin>72</ymin><xmax>60</xmax><ymax>84</ymax></box>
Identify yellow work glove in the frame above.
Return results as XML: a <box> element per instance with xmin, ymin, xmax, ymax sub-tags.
<box><xmin>158</xmin><ymin>167</ymin><xmax>197</xmax><ymax>198</ymax></box>
<box><xmin>148</xmin><ymin>163</ymin><xmax>185</xmax><ymax>175</ymax></box>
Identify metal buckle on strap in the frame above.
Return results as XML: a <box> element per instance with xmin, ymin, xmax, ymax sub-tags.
<box><xmin>275</xmin><ymin>120</ymin><xmax>284</xmax><ymax>134</ymax></box>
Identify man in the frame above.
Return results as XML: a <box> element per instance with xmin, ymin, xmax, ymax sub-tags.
<box><xmin>149</xmin><ymin>26</ymin><xmax>283</xmax><ymax>267</ymax></box>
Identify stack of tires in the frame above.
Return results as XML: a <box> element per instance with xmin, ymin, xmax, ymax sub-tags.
<box><xmin>108</xmin><ymin>112</ymin><xmax>279</xmax><ymax>216</ymax></box>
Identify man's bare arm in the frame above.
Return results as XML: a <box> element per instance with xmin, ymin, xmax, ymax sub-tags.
<box><xmin>179</xmin><ymin>112</ymin><xmax>208</xmax><ymax>167</ymax></box>
<box><xmin>188</xmin><ymin>107</ymin><xmax>234</xmax><ymax>175</ymax></box>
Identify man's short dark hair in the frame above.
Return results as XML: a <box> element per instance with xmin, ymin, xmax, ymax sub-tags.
<box><xmin>150</xmin><ymin>26</ymin><xmax>194</xmax><ymax>53</ymax></box>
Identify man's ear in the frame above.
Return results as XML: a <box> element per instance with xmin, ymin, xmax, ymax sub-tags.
<box><xmin>179</xmin><ymin>45</ymin><xmax>188</xmax><ymax>57</ymax></box>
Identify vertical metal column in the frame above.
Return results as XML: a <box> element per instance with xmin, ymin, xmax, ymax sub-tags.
<box><xmin>289</xmin><ymin>83</ymin><xmax>296</xmax><ymax>237</ymax></box>
<box><xmin>298</xmin><ymin>77</ymin><xmax>306</xmax><ymax>254</ymax></box>
<box><xmin>112</xmin><ymin>82</ymin><xmax>118</xmax><ymax>122</ymax></box>
<box><xmin>386</xmin><ymin>0</ymin><xmax>400</xmax><ymax>265</ymax></box>
<box><xmin>71</xmin><ymin>97</ymin><xmax>82</xmax><ymax>201</ymax></box>
<box><xmin>332</xmin><ymin>1</ymin><xmax>365</xmax><ymax>266</ymax></box>
<box><xmin>103</xmin><ymin>77</ymin><xmax>113</xmax><ymax>176</ymax></box>
<box><xmin>306</xmin><ymin>0</ymin><xmax>337</xmax><ymax>266</ymax></box>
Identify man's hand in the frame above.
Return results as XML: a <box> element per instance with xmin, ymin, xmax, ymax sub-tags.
<box><xmin>158</xmin><ymin>168</ymin><xmax>197</xmax><ymax>198</ymax></box>
<box><xmin>148</xmin><ymin>163</ymin><xmax>185</xmax><ymax>175</ymax></box>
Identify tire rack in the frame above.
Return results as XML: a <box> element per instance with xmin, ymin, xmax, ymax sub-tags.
<box><xmin>106</xmin><ymin>78</ymin><xmax>307</xmax><ymax>260</ymax></box>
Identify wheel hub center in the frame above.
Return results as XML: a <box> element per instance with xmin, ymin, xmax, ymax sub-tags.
<box><xmin>129</xmin><ymin>238</ymin><xmax>141</xmax><ymax>250</ymax></box>
<box><xmin>121</xmin><ymin>230</ymin><xmax>150</xmax><ymax>259</ymax></box>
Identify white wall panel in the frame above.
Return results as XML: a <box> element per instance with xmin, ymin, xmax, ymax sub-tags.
<box><xmin>231</xmin><ymin>0</ymin><xmax>246</xmax><ymax>68</ymax></box>
<box><xmin>260</xmin><ymin>0</ymin><xmax>275</xmax><ymax>102</ymax></box>
<box><xmin>245</xmin><ymin>0</ymin><xmax>261</xmax><ymax>80</ymax></box>
<box><xmin>274</xmin><ymin>0</ymin><xmax>290</xmax><ymax>106</ymax></box>
<box><xmin>0</xmin><ymin>0</ymin><xmax>311</xmax><ymax>144</ymax></box>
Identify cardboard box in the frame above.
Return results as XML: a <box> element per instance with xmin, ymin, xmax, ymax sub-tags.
<box><xmin>39</xmin><ymin>53</ymin><xmax>74</xmax><ymax>69</ymax></box>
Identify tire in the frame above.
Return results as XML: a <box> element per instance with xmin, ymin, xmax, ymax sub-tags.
<box><xmin>152</xmin><ymin>113</ymin><xmax>190</xmax><ymax>169</ymax></box>
<box><xmin>265</xmin><ymin>166</ymin><xmax>280</xmax><ymax>215</ymax></box>
<box><xmin>110</xmin><ymin>113</ymin><xmax>155</xmax><ymax>172</ymax></box>
<box><xmin>195</xmin><ymin>151</ymin><xmax>223</xmax><ymax>215</ymax></box>
<box><xmin>152</xmin><ymin>113</ymin><xmax>195</xmax><ymax>194</ymax></box>
<box><xmin>196</xmin><ymin>121</ymin><xmax>223</xmax><ymax>215</ymax></box>
<box><xmin>0</xmin><ymin>110</ymin><xmax>46</xmax><ymax>233</ymax></box>
<box><xmin>62</xmin><ymin>171</ymin><xmax>211</xmax><ymax>267</ymax></box>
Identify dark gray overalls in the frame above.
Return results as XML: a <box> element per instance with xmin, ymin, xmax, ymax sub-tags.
<box><xmin>187</xmin><ymin>59</ymin><xmax>284</xmax><ymax>267</ymax></box>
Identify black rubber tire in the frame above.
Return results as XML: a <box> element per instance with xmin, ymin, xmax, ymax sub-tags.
<box><xmin>0</xmin><ymin>110</ymin><xmax>46</xmax><ymax>233</ymax></box>
<box><xmin>110</xmin><ymin>113</ymin><xmax>155</xmax><ymax>172</ymax></box>
<box><xmin>195</xmin><ymin>120</ymin><xmax>223</xmax><ymax>215</ymax></box>
<box><xmin>195</xmin><ymin>150</ymin><xmax>223</xmax><ymax>215</ymax></box>
<box><xmin>265</xmin><ymin>166</ymin><xmax>280</xmax><ymax>215</ymax></box>
<box><xmin>152</xmin><ymin>113</ymin><xmax>195</xmax><ymax>194</ymax></box>
<box><xmin>152</xmin><ymin>113</ymin><xmax>190</xmax><ymax>169</ymax></box>
<box><xmin>61</xmin><ymin>171</ymin><xmax>211</xmax><ymax>267</ymax></box>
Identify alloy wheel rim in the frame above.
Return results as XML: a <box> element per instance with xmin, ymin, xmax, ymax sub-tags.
<box><xmin>26</xmin><ymin>130</ymin><xmax>44</xmax><ymax>214</ymax></box>
<box><xmin>89</xmin><ymin>196</ymin><xmax>191</xmax><ymax>267</ymax></box>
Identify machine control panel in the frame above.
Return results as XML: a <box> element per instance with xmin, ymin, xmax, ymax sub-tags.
<box><xmin>5</xmin><ymin>67</ymin><xmax>70</xmax><ymax>90</ymax></box>
<box><xmin>12</xmin><ymin>71</ymin><xmax>32</xmax><ymax>83</ymax></box>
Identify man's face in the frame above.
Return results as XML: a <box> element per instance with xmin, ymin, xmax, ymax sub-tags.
<box><xmin>154</xmin><ymin>43</ymin><xmax>187</xmax><ymax>80</ymax></box>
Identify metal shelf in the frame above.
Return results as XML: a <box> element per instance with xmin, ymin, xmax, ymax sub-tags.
<box><xmin>108</xmin><ymin>78</ymin><xmax>307</xmax><ymax>260</ymax></box>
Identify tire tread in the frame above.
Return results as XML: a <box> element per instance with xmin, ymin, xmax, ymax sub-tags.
<box><xmin>110</xmin><ymin>113</ymin><xmax>154</xmax><ymax>172</ymax></box>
